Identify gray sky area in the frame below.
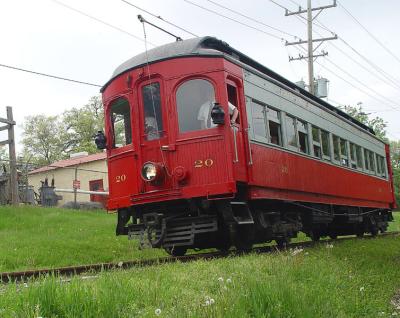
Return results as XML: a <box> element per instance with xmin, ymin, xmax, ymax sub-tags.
<box><xmin>0</xmin><ymin>0</ymin><xmax>399</xmax><ymax>152</ymax></box>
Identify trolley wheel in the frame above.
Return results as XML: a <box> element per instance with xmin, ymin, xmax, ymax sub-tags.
<box><xmin>164</xmin><ymin>246</ymin><xmax>187</xmax><ymax>257</ymax></box>
<box><xmin>370</xmin><ymin>226</ymin><xmax>379</xmax><ymax>237</ymax></box>
<box><xmin>234</xmin><ymin>225</ymin><xmax>253</xmax><ymax>253</ymax></box>
<box><xmin>356</xmin><ymin>231</ymin><xmax>364</xmax><ymax>238</ymax></box>
<box><xmin>276</xmin><ymin>237</ymin><xmax>290</xmax><ymax>249</ymax></box>
<box><xmin>310</xmin><ymin>231</ymin><xmax>321</xmax><ymax>242</ymax></box>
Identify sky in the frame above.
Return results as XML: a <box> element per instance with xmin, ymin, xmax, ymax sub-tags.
<box><xmin>0</xmin><ymin>0</ymin><xmax>399</xmax><ymax>153</ymax></box>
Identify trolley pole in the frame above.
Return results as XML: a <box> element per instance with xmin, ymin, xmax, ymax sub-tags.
<box><xmin>285</xmin><ymin>0</ymin><xmax>337</xmax><ymax>95</ymax></box>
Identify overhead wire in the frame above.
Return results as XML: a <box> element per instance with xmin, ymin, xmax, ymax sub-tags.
<box><xmin>0</xmin><ymin>63</ymin><xmax>102</xmax><ymax>87</ymax></box>
<box><xmin>294</xmin><ymin>45</ymin><xmax>400</xmax><ymax>111</ymax></box>
<box><xmin>51</xmin><ymin>0</ymin><xmax>156</xmax><ymax>46</ymax></box>
<box><xmin>337</xmin><ymin>0</ymin><xmax>400</xmax><ymax>66</ymax></box>
<box><xmin>121</xmin><ymin>0</ymin><xmax>198</xmax><ymax>37</ymax></box>
<box><xmin>204</xmin><ymin>0</ymin><xmax>299</xmax><ymax>39</ymax></box>
<box><xmin>268</xmin><ymin>0</ymin><xmax>400</xmax><ymax>113</ymax></box>
<box><xmin>183</xmin><ymin>0</ymin><xmax>287</xmax><ymax>41</ymax></box>
<box><xmin>294</xmin><ymin>14</ymin><xmax>400</xmax><ymax>92</ymax></box>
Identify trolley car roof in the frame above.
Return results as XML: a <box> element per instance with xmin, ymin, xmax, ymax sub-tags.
<box><xmin>103</xmin><ymin>36</ymin><xmax>373</xmax><ymax>134</ymax></box>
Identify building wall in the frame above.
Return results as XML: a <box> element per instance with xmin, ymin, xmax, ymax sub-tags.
<box><xmin>28</xmin><ymin>160</ymin><xmax>108</xmax><ymax>206</ymax></box>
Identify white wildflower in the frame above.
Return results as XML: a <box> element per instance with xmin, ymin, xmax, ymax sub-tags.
<box><xmin>326</xmin><ymin>244</ymin><xmax>334</xmax><ymax>249</ymax></box>
<box><xmin>217</xmin><ymin>277</ymin><xmax>224</xmax><ymax>283</ymax></box>
<box><xmin>359</xmin><ymin>286</ymin><xmax>365</xmax><ymax>292</ymax></box>
<box><xmin>117</xmin><ymin>261</ymin><xmax>123</xmax><ymax>268</ymax></box>
<box><xmin>291</xmin><ymin>248</ymin><xmax>304</xmax><ymax>256</ymax></box>
<box><xmin>226</xmin><ymin>278</ymin><xmax>232</xmax><ymax>284</ymax></box>
<box><xmin>23</xmin><ymin>283</ymin><xmax>28</xmax><ymax>288</ymax></box>
<box><xmin>205</xmin><ymin>300</ymin><xmax>211</xmax><ymax>306</ymax></box>
<box><xmin>210</xmin><ymin>298</ymin><xmax>215</xmax><ymax>305</ymax></box>
<box><xmin>155</xmin><ymin>308</ymin><xmax>161</xmax><ymax>316</ymax></box>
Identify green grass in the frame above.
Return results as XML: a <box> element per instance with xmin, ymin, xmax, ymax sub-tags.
<box><xmin>0</xmin><ymin>235</ymin><xmax>399</xmax><ymax>317</ymax></box>
<box><xmin>0</xmin><ymin>206</ymin><xmax>164</xmax><ymax>272</ymax></box>
<box><xmin>0</xmin><ymin>207</ymin><xmax>399</xmax><ymax>273</ymax></box>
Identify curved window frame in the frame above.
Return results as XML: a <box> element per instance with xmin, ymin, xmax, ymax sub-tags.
<box><xmin>175</xmin><ymin>77</ymin><xmax>219</xmax><ymax>136</ymax></box>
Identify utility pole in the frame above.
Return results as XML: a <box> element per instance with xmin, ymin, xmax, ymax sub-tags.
<box><xmin>285</xmin><ymin>0</ymin><xmax>337</xmax><ymax>95</ymax></box>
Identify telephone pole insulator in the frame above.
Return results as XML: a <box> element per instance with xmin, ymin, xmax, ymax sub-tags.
<box><xmin>285</xmin><ymin>0</ymin><xmax>337</xmax><ymax>95</ymax></box>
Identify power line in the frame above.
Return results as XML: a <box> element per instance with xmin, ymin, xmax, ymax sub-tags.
<box><xmin>51</xmin><ymin>0</ymin><xmax>155</xmax><ymax>46</ymax></box>
<box><xmin>183</xmin><ymin>0</ymin><xmax>286</xmax><ymax>41</ymax></box>
<box><xmin>310</xmin><ymin>17</ymin><xmax>400</xmax><ymax>89</ymax></box>
<box><xmin>294</xmin><ymin>45</ymin><xmax>400</xmax><ymax>112</ymax></box>
<box><xmin>273</xmin><ymin>0</ymin><xmax>400</xmax><ymax>100</ymax></box>
<box><xmin>337</xmin><ymin>0</ymin><xmax>400</xmax><ymax>65</ymax></box>
<box><xmin>121</xmin><ymin>0</ymin><xmax>198</xmax><ymax>37</ymax></box>
<box><xmin>0</xmin><ymin>63</ymin><xmax>102</xmax><ymax>87</ymax></box>
<box><xmin>205</xmin><ymin>0</ymin><xmax>298</xmax><ymax>38</ymax></box>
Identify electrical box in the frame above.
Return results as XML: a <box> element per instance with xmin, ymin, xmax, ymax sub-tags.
<box><xmin>315</xmin><ymin>78</ymin><xmax>329</xmax><ymax>98</ymax></box>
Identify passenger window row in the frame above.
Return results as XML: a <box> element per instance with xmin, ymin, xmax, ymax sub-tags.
<box><xmin>249</xmin><ymin>99</ymin><xmax>387</xmax><ymax>178</ymax></box>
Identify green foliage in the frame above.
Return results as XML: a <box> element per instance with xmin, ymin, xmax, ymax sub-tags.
<box><xmin>390</xmin><ymin>140</ymin><xmax>400</xmax><ymax>205</ymax></box>
<box><xmin>340</xmin><ymin>104</ymin><xmax>388</xmax><ymax>141</ymax></box>
<box><xmin>340</xmin><ymin>104</ymin><xmax>400</xmax><ymax>206</ymax></box>
<box><xmin>62</xmin><ymin>95</ymin><xmax>104</xmax><ymax>154</ymax></box>
<box><xmin>21</xmin><ymin>114</ymin><xmax>70</xmax><ymax>165</ymax></box>
<box><xmin>21</xmin><ymin>96</ymin><xmax>104</xmax><ymax>165</ymax></box>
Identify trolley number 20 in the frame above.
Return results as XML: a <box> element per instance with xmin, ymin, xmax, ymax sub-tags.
<box><xmin>194</xmin><ymin>159</ymin><xmax>214</xmax><ymax>168</ymax></box>
<box><xmin>115</xmin><ymin>174</ymin><xmax>127</xmax><ymax>183</ymax></box>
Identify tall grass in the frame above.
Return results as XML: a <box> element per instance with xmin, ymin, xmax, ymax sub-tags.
<box><xmin>1</xmin><ymin>235</ymin><xmax>399</xmax><ymax>317</ymax></box>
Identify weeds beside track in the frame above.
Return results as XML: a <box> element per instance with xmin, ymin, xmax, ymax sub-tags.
<box><xmin>2</xmin><ymin>231</ymin><xmax>399</xmax><ymax>284</ymax></box>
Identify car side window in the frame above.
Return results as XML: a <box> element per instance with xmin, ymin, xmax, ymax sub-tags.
<box><xmin>110</xmin><ymin>98</ymin><xmax>132</xmax><ymax>148</ymax></box>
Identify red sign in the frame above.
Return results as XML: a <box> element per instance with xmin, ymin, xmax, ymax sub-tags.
<box><xmin>73</xmin><ymin>180</ymin><xmax>81</xmax><ymax>189</ymax></box>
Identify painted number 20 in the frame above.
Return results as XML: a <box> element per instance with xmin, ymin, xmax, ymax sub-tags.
<box><xmin>194</xmin><ymin>159</ymin><xmax>214</xmax><ymax>168</ymax></box>
<box><xmin>115</xmin><ymin>174</ymin><xmax>127</xmax><ymax>183</ymax></box>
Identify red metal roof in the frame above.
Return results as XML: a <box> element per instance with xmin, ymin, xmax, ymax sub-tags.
<box><xmin>29</xmin><ymin>152</ymin><xmax>107</xmax><ymax>175</ymax></box>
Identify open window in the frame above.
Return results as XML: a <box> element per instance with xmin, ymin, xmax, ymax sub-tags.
<box><xmin>110</xmin><ymin>98</ymin><xmax>132</xmax><ymax>148</ymax></box>
<box><xmin>176</xmin><ymin>79</ymin><xmax>216</xmax><ymax>133</ymax></box>
<box><xmin>267</xmin><ymin>107</ymin><xmax>282</xmax><ymax>146</ymax></box>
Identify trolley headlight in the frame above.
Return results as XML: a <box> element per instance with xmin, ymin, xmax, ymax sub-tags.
<box><xmin>141</xmin><ymin>162</ymin><xmax>162</xmax><ymax>182</ymax></box>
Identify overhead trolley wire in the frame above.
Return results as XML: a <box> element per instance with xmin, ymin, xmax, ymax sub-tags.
<box><xmin>337</xmin><ymin>0</ymin><xmax>400</xmax><ymax>66</ymax></box>
<box><xmin>121</xmin><ymin>0</ymin><xmax>198</xmax><ymax>37</ymax></box>
<box><xmin>204</xmin><ymin>0</ymin><xmax>299</xmax><ymax>39</ymax></box>
<box><xmin>51</xmin><ymin>0</ymin><xmax>155</xmax><ymax>46</ymax></box>
<box><xmin>0</xmin><ymin>63</ymin><xmax>102</xmax><ymax>87</ymax></box>
<box><xmin>183</xmin><ymin>0</ymin><xmax>287</xmax><ymax>41</ymax></box>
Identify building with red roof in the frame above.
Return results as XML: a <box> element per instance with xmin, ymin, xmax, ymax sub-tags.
<box><xmin>28</xmin><ymin>152</ymin><xmax>108</xmax><ymax>207</ymax></box>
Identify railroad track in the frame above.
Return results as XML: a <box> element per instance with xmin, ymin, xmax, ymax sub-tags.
<box><xmin>1</xmin><ymin>231</ymin><xmax>399</xmax><ymax>284</ymax></box>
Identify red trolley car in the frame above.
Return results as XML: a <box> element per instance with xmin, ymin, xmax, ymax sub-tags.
<box><xmin>96</xmin><ymin>37</ymin><xmax>395</xmax><ymax>255</ymax></box>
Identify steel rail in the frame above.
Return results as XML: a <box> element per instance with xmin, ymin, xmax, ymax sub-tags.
<box><xmin>1</xmin><ymin>231</ymin><xmax>399</xmax><ymax>284</ymax></box>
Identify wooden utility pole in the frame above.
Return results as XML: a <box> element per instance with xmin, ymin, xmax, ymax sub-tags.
<box><xmin>0</xmin><ymin>107</ymin><xmax>18</xmax><ymax>205</ymax></box>
<box><xmin>285</xmin><ymin>0</ymin><xmax>337</xmax><ymax>95</ymax></box>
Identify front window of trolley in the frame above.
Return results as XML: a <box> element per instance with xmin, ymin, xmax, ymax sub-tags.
<box><xmin>177</xmin><ymin>79</ymin><xmax>218</xmax><ymax>132</ymax></box>
<box><xmin>142</xmin><ymin>83</ymin><xmax>163</xmax><ymax>141</ymax></box>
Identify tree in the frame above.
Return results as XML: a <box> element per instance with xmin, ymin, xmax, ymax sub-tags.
<box><xmin>390</xmin><ymin>140</ymin><xmax>400</xmax><ymax>206</ymax></box>
<box><xmin>21</xmin><ymin>115</ymin><xmax>71</xmax><ymax>165</ymax></box>
<box><xmin>21</xmin><ymin>96</ymin><xmax>104</xmax><ymax>165</ymax></box>
<box><xmin>341</xmin><ymin>103</ymin><xmax>399</xmax><ymax>207</ymax></box>
<box><xmin>340</xmin><ymin>104</ymin><xmax>387</xmax><ymax>141</ymax></box>
<box><xmin>62</xmin><ymin>95</ymin><xmax>104</xmax><ymax>154</ymax></box>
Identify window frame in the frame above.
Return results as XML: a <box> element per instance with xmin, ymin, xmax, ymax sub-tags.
<box><xmin>109</xmin><ymin>97</ymin><xmax>133</xmax><ymax>149</ymax></box>
<box><xmin>175</xmin><ymin>77</ymin><xmax>219</xmax><ymax>137</ymax></box>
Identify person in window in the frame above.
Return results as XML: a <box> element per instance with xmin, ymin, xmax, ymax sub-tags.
<box><xmin>197</xmin><ymin>98</ymin><xmax>239</xmax><ymax>128</ymax></box>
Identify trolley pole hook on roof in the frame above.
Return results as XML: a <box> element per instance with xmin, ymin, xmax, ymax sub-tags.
<box><xmin>137</xmin><ymin>15</ymin><xmax>183</xmax><ymax>42</ymax></box>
